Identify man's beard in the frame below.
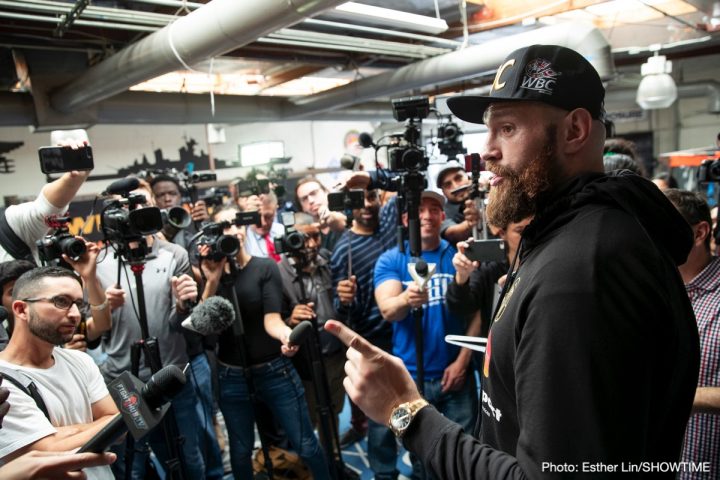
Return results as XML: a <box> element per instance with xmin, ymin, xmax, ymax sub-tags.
<box><xmin>28</xmin><ymin>308</ymin><xmax>74</xmax><ymax>345</ymax></box>
<box><xmin>354</xmin><ymin>205</ymin><xmax>379</xmax><ymax>230</ymax></box>
<box><xmin>486</xmin><ymin>125</ymin><xmax>557</xmax><ymax>229</ymax></box>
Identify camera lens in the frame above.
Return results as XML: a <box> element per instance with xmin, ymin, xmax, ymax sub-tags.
<box><xmin>216</xmin><ymin>235</ymin><xmax>240</xmax><ymax>257</ymax></box>
<box><xmin>59</xmin><ymin>237</ymin><xmax>87</xmax><ymax>260</ymax></box>
<box><xmin>286</xmin><ymin>231</ymin><xmax>305</xmax><ymax>251</ymax></box>
<box><xmin>129</xmin><ymin>207</ymin><xmax>163</xmax><ymax>235</ymax></box>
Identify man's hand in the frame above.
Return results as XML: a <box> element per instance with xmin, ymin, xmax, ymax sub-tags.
<box><xmin>62</xmin><ymin>238</ymin><xmax>99</xmax><ymax>280</ymax></box>
<box><xmin>191</xmin><ymin>200</ymin><xmax>210</xmax><ymax>222</ymax></box>
<box><xmin>245</xmin><ymin>195</ymin><xmax>262</xmax><ymax>212</ymax></box>
<box><xmin>452</xmin><ymin>241</ymin><xmax>479</xmax><ymax>285</ymax></box>
<box><xmin>105</xmin><ymin>285</ymin><xmax>126</xmax><ymax>310</ymax></box>
<box><xmin>404</xmin><ymin>283</ymin><xmax>428</xmax><ymax>309</ymax></box>
<box><xmin>64</xmin><ymin>334</ymin><xmax>87</xmax><ymax>352</ymax></box>
<box><xmin>318</xmin><ymin>206</ymin><xmax>346</xmax><ymax>232</ymax></box>
<box><xmin>280</xmin><ymin>328</ymin><xmax>299</xmax><ymax>358</ymax></box>
<box><xmin>0</xmin><ymin>450</ymin><xmax>116</xmax><ymax>480</ymax></box>
<box><xmin>462</xmin><ymin>199</ymin><xmax>480</xmax><ymax>227</ymax></box>
<box><xmin>198</xmin><ymin>245</ymin><xmax>227</xmax><ymax>282</ymax></box>
<box><xmin>441</xmin><ymin>357</ymin><xmax>468</xmax><ymax>393</ymax></box>
<box><xmin>333</xmin><ymin>171</ymin><xmax>371</xmax><ymax>191</ymax></box>
<box><xmin>337</xmin><ymin>276</ymin><xmax>357</xmax><ymax>305</ymax></box>
<box><xmin>171</xmin><ymin>274</ymin><xmax>198</xmax><ymax>310</ymax></box>
<box><xmin>324</xmin><ymin>320</ymin><xmax>420</xmax><ymax>425</ymax></box>
<box><xmin>289</xmin><ymin>303</ymin><xmax>315</xmax><ymax>327</ymax></box>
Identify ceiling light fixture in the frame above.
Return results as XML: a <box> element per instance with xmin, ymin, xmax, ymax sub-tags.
<box><xmin>331</xmin><ymin>2</ymin><xmax>448</xmax><ymax>34</ymax></box>
<box><xmin>636</xmin><ymin>51</ymin><xmax>678</xmax><ymax>109</ymax></box>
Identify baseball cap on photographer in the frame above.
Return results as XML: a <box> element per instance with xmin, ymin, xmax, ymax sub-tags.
<box><xmin>447</xmin><ymin>44</ymin><xmax>605</xmax><ymax>124</ymax></box>
<box><xmin>435</xmin><ymin>161</ymin><xmax>465</xmax><ymax>189</ymax></box>
<box><xmin>421</xmin><ymin>190</ymin><xmax>446</xmax><ymax>208</ymax></box>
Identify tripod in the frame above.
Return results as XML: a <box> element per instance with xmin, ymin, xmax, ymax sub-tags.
<box><xmin>291</xmin><ymin>258</ymin><xmax>349</xmax><ymax>480</ymax></box>
<box><xmin>222</xmin><ymin>258</ymin><xmax>276</xmax><ymax>480</ymax></box>
<box><xmin>117</xmin><ymin>240</ymin><xmax>187</xmax><ymax>480</ymax></box>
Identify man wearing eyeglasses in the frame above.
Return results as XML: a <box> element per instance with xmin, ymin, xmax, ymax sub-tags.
<box><xmin>0</xmin><ymin>266</ymin><xmax>117</xmax><ymax>480</ymax></box>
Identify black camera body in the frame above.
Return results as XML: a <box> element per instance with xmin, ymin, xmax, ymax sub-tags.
<box><xmin>274</xmin><ymin>212</ymin><xmax>305</xmax><ymax>255</ymax></box>
<box><xmin>235</xmin><ymin>178</ymin><xmax>271</xmax><ymax>197</ymax></box>
<box><xmin>327</xmin><ymin>190</ymin><xmax>364</xmax><ymax>212</ymax></box>
<box><xmin>196</xmin><ymin>211</ymin><xmax>261</xmax><ymax>261</ymax></box>
<box><xmin>37</xmin><ymin>216</ymin><xmax>86</xmax><ymax>264</ymax></box>
<box><xmin>437</xmin><ymin>119</ymin><xmax>466</xmax><ymax>159</ymax></box>
<box><xmin>698</xmin><ymin>159</ymin><xmax>720</xmax><ymax>183</ymax></box>
<box><xmin>391</xmin><ymin>96</ymin><xmax>430</xmax><ymax>122</ymax></box>
<box><xmin>102</xmin><ymin>194</ymin><xmax>164</xmax><ymax>243</ymax></box>
<box><xmin>200</xmin><ymin>187</ymin><xmax>230</xmax><ymax>207</ymax></box>
<box><xmin>387</xmin><ymin>96</ymin><xmax>430</xmax><ymax>173</ymax></box>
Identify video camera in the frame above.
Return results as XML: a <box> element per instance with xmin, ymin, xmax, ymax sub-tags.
<box><xmin>199</xmin><ymin>187</ymin><xmax>230</xmax><ymax>208</ymax></box>
<box><xmin>437</xmin><ymin>116</ymin><xmax>466</xmax><ymax>159</ymax></box>
<box><xmin>100</xmin><ymin>178</ymin><xmax>163</xmax><ymax>249</ymax></box>
<box><xmin>698</xmin><ymin>159</ymin><xmax>720</xmax><ymax>183</ymax></box>
<box><xmin>37</xmin><ymin>215</ymin><xmax>86</xmax><ymax>265</ymax></box>
<box><xmin>273</xmin><ymin>212</ymin><xmax>306</xmax><ymax>256</ymax></box>
<box><xmin>194</xmin><ymin>211</ymin><xmax>261</xmax><ymax>261</ymax></box>
<box><xmin>387</xmin><ymin>96</ymin><xmax>430</xmax><ymax>172</ymax></box>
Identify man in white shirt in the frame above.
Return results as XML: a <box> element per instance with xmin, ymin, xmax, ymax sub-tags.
<box><xmin>0</xmin><ymin>266</ymin><xmax>117</xmax><ymax>480</ymax></box>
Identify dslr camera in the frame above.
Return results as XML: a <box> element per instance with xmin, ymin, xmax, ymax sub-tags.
<box><xmin>37</xmin><ymin>215</ymin><xmax>86</xmax><ymax>264</ymax></box>
<box><xmin>273</xmin><ymin>212</ymin><xmax>305</xmax><ymax>255</ymax></box>
<box><xmin>698</xmin><ymin>159</ymin><xmax>720</xmax><ymax>183</ymax></box>
<box><xmin>196</xmin><ymin>211</ymin><xmax>261</xmax><ymax>261</ymax></box>
<box><xmin>388</xmin><ymin>96</ymin><xmax>430</xmax><ymax>172</ymax></box>
<box><xmin>437</xmin><ymin>117</ymin><xmax>466</xmax><ymax>159</ymax></box>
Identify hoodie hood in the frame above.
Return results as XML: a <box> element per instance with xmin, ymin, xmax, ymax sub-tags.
<box><xmin>523</xmin><ymin>171</ymin><xmax>693</xmax><ymax>265</ymax></box>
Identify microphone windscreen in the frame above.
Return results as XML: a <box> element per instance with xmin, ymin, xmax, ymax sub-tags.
<box><xmin>142</xmin><ymin>365</ymin><xmax>186</xmax><ymax>410</ymax></box>
<box><xmin>340</xmin><ymin>154</ymin><xmax>359</xmax><ymax>170</ymax></box>
<box><xmin>182</xmin><ymin>296</ymin><xmax>235</xmax><ymax>335</ymax></box>
<box><xmin>358</xmin><ymin>132</ymin><xmax>375</xmax><ymax>149</ymax></box>
<box><xmin>289</xmin><ymin>320</ymin><xmax>313</xmax><ymax>346</ymax></box>
<box><xmin>415</xmin><ymin>259</ymin><xmax>428</xmax><ymax>277</ymax></box>
<box><xmin>104</xmin><ymin>177</ymin><xmax>140</xmax><ymax>195</ymax></box>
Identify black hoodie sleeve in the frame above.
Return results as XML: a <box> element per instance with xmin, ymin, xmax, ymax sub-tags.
<box><xmin>405</xmin><ymin>407</ymin><xmax>529</xmax><ymax>480</ymax></box>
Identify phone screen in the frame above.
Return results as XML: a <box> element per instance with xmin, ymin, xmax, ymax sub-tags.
<box><xmin>38</xmin><ymin>146</ymin><xmax>94</xmax><ymax>174</ymax></box>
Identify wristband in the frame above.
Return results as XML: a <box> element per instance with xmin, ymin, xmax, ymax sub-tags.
<box><xmin>90</xmin><ymin>298</ymin><xmax>108</xmax><ymax>312</ymax></box>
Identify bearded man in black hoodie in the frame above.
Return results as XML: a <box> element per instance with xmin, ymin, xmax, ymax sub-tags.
<box><xmin>323</xmin><ymin>44</ymin><xmax>701</xmax><ymax>479</ymax></box>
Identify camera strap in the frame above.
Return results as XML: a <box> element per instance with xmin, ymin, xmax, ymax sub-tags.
<box><xmin>0</xmin><ymin>366</ymin><xmax>51</xmax><ymax>421</ymax></box>
<box><xmin>0</xmin><ymin>208</ymin><xmax>36</xmax><ymax>263</ymax></box>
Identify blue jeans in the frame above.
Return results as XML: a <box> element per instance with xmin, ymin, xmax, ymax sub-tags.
<box><xmin>218</xmin><ymin>357</ymin><xmax>330</xmax><ymax>480</ymax></box>
<box><xmin>367</xmin><ymin>417</ymin><xmax>399</xmax><ymax>480</ymax></box>
<box><xmin>189</xmin><ymin>352</ymin><xmax>224</xmax><ymax>480</ymax></box>
<box><xmin>111</xmin><ymin>378</ymin><xmax>207</xmax><ymax>479</ymax></box>
<box><xmin>410</xmin><ymin>375</ymin><xmax>478</xmax><ymax>480</ymax></box>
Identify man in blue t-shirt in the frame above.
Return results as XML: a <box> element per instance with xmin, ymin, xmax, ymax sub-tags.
<box><xmin>374</xmin><ymin>190</ymin><xmax>479</xmax><ymax>480</ymax></box>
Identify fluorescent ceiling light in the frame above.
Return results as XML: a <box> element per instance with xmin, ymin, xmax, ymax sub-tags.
<box><xmin>331</xmin><ymin>2</ymin><xmax>448</xmax><ymax>34</ymax></box>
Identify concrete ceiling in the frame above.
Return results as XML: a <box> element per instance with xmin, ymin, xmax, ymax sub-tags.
<box><xmin>0</xmin><ymin>0</ymin><xmax>718</xmax><ymax>129</ymax></box>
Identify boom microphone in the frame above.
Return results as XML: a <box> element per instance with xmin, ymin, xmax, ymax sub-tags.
<box><xmin>78</xmin><ymin>365</ymin><xmax>186</xmax><ymax>453</ymax></box>
<box><xmin>358</xmin><ymin>132</ymin><xmax>376</xmax><ymax>149</ymax></box>
<box><xmin>288</xmin><ymin>320</ymin><xmax>313</xmax><ymax>346</ymax></box>
<box><xmin>181</xmin><ymin>296</ymin><xmax>235</xmax><ymax>335</ymax></box>
<box><xmin>103</xmin><ymin>177</ymin><xmax>140</xmax><ymax>196</ymax></box>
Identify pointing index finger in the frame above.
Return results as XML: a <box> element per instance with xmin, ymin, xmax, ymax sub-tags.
<box><xmin>324</xmin><ymin>320</ymin><xmax>375</xmax><ymax>357</ymax></box>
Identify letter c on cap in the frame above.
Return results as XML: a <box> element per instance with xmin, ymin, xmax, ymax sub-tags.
<box><xmin>492</xmin><ymin>59</ymin><xmax>515</xmax><ymax>92</ymax></box>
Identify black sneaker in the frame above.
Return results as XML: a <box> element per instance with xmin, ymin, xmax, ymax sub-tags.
<box><xmin>339</xmin><ymin>427</ymin><xmax>366</xmax><ymax>448</ymax></box>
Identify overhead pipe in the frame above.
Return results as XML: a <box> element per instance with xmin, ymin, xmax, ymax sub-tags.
<box><xmin>49</xmin><ymin>0</ymin><xmax>346</xmax><ymax>113</ymax></box>
<box><xmin>284</xmin><ymin>22</ymin><xmax>615</xmax><ymax>118</ymax></box>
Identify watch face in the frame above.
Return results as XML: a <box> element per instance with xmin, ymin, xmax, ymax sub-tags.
<box><xmin>390</xmin><ymin>406</ymin><xmax>412</xmax><ymax>431</ymax></box>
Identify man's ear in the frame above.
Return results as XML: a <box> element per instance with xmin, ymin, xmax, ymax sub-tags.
<box><xmin>695</xmin><ymin>221</ymin><xmax>711</xmax><ymax>248</ymax></box>
<box><xmin>11</xmin><ymin>300</ymin><xmax>28</xmax><ymax>321</ymax></box>
<box><xmin>561</xmin><ymin>108</ymin><xmax>593</xmax><ymax>155</ymax></box>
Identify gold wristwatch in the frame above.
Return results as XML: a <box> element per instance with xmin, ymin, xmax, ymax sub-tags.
<box><xmin>388</xmin><ymin>398</ymin><xmax>429</xmax><ymax>438</ymax></box>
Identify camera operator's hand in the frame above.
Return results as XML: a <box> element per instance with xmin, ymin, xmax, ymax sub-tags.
<box><xmin>106</xmin><ymin>285</ymin><xmax>126</xmax><ymax>310</ymax></box>
<box><xmin>333</xmin><ymin>171</ymin><xmax>371</xmax><ymax>191</ymax></box>
<box><xmin>318</xmin><ymin>206</ymin><xmax>346</xmax><ymax>232</ymax></box>
<box><xmin>191</xmin><ymin>200</ymin><xmax>210</xmax><ymax>222</ymax></box>
<box><xmin>64</xmin><ymin>333</ymin><xmax>87</xmax><ymax>352</ymax></box>
<box><xmin>0</xmin><ymin>450</ymin><xmax>116</xmax><ymax>480</ymax></box>
<box><xmin>463</xmin><ymin>199</ymin><xmax>480</xmax><ymax>227</ymax></box>
<box><xmin>198</xmin><ymin>246</ymin><xmax>227</xmax><ymax>283</ymax></box>
<box><xmin>171</xmin><ymin>274</ymin><xmax>198</xmax><ymax>312</ymax></box>
<box><xmin>403</xmin><ymin>283</ymin><xmax>428</xmax><ymax>309</ymax></box>
<box><xmin>289</xmin><ymin>302</ymin><xmax>315</xmax><ymax>327</ymax></box>
<box><xmin>453</xmin><ymin>241</ymin><xmax>479</xmax><ymax>286</ymax></box>
<box><xmin>245</xmin><ymin>195</ymin><xmax>262</xmax><ymax>212</ymax></box>
<box><xmin>337</xmin><ymin>276</ymin><xmax>357</xmax><ymax>305</ymax></box>
<box><xmin>62</xmin><ymin>237</ymin><xmax>99</xmax><ymax>280</ymax></box>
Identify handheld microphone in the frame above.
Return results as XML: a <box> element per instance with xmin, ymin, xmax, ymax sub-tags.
<box><xmin>288</xmin><ymin>320</ymin><xmax>313</xmax><ymax>347</ymax></box>
<box><xmin>103</xmin><ymin>177</ymin><xmax>140</xmax><ymax>196</ymax></box>
<box><xmin>78</xmin><ymin>365</ymin><xmax>186</xmax><ymax>453</ymax></box>
<box><xmin>358</xmin><ymin>132</ymin><xmax>376</xmax><ymax>149</ymax></box>
<box><xmin>181</xmin><ymin>296</ymin><xmax>235</xmax><ymax>335</ymax></box>
<box><xmin>408</xmin><ymin>259</ymin><xmax>436</xmax><ymax>292</ymax></box>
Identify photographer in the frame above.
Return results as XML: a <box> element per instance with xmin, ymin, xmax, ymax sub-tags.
<box><xmin>200</xmin><ymin>205</ymin><xmax>330</xmax><ymax>480</ymax></box>
<box><xmin>244</xmin><ymin>191</ymin><xmax>284</xmax><ymax>262</ymax></box>
<box><xmin>278</xmin><ymin>213</ymin><xmax>346</xmax><ymax>446</ymax></box>
<box><xmin>0</xmin><ymin>260</ymin><xmax>37</xmax><ymax>347</ymax></box>
<box><xmin>150</xmin><ymin>173</ymin><xmax>209</xmax><ymax>248</ymax></box>
<box><xmin>93</xmin><ymin>179</ymin><xmax>206</xmax><ymax>479</ymax></box>
<box><xmin>0</xmin><ymin>169</ymin><xmax>90</xmax><ymax>264</ymax></box>
<box><xmin>435</xmin><ymin>162</ymin><xmax>480</xmax><ymax>245</ymax></box>
<box><xmin>294</xmin><ymin>176</ymin><xmax>346</xmax><ymax>252</ymax></box>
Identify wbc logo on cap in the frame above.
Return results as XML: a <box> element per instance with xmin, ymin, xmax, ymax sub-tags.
<box><xmin>520</xmin><ymin>58</ymin><xmax>560</xmax><ymax>95</ymax></box>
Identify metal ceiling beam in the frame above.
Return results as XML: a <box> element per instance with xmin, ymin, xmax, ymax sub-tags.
<box><xmin>49</xmin><ymin>0</ymin><xmax>346</xmax><ymax>113</ymax></box>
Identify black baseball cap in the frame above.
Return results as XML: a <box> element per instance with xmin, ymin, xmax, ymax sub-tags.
<box><xmin>447</xmin><ymin>44</ymin><xmax>605</xmax><ymax>124</ymax></box>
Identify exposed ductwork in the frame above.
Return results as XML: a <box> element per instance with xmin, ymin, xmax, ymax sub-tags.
<box><xmin>49</xmin><ymin>0</ymin><xmax>347</xmax><ymax>113</ymax></box>
<box><xmin>284</xmin><ymin>22</ymin><xmax>615</xmax><ymax>118</ymax></box>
